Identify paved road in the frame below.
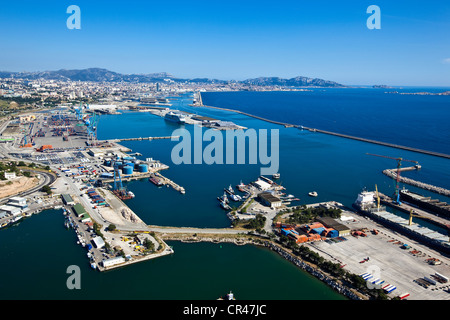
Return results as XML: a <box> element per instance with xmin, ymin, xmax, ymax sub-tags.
<box><xmin>0</xmin><ymin>169</ymin><xmax>56</xmax><ymax>205</ymax></box>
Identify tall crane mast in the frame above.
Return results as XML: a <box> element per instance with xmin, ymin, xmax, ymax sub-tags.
<box><xmin>366</xmin><ymin>153</ymin><xmax>419</xmax><ymax>205</ymax></box>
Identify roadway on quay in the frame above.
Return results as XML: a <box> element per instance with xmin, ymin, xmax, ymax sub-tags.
<box><xmin>0</xmin><ymin>169</ymin><xmax>56</xmax><ymax>205</ymax></box>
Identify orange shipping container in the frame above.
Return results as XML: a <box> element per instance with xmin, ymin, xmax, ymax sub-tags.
<box><xmin>308</xmin><ymin>222</ymin><xmax>324</xmax><ymax>230</ymax></box>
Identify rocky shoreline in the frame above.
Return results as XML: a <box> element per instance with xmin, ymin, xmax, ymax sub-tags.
<box><xmin>163</xmin><ymin>234</ymin><xmax>365</xmax><ymax>300</ymax></box>
<box><xmin>261</xmin><ymin>241</ymin><xmax>364</xmax><ymax>300</ymax></box>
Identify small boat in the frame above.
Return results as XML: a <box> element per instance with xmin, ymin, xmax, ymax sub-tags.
<box><xmin>217</xmin><ymin>192</ymin><xmax>229</xmax><ymax>203</ymax></box>
<box><xmin>219</xmin><ymin>200</ymin><xmax>231</xmax><ymax>210</ymax></box>
<box><xmin>225</xmin><ymin>185</ymin><xmax>235</xmax><ymax>195</ymax></box>
<box><xmin>229</xmin><ymin>193</ymin><xmax>242</xmax><ymax>202</ymax></box>
<box><xmin>308</xmin><ymin>191</ymin><xmax>318</xmax><ymax>197</ymax></box>
<box><xmin>218</xmin><ymin>291</ymin><xmax>236</xmax><ymax>300</ymax></box>
<box><xmin>90</xmin><ymin>262</ymin><xmax>97</xmax><ymax>270</ymax></box>
<box><xmin>272</xmin><ymin>173</ymin><xmax>280</xmax><ymax>179</ymax></box>
<box><xmin>236</xmin><ymin>180</ymin><xmax>246</xmax><ymax>191</ymax></box>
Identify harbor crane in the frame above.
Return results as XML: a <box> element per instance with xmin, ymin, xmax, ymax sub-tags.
<box><xmin>366</xmin><ymin>153</ymin><xmax>420</xmax><ymax>205</ymax></box>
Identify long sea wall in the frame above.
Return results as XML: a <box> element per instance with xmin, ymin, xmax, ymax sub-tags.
<box><xmin>198</xmin><ymin>93</ymin><xmax>450</xmax><ymax>160</ymax></box>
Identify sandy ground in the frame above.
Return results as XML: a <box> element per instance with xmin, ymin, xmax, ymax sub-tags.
<box><xmin>0</xmin><ymin>176</ymin><xmax>38</xmax><ymax>198</ymax></box>
<box><xmin>98</xmin><ymin>188</ymin><xmax>146</xmax><ymax>228</ymax></box>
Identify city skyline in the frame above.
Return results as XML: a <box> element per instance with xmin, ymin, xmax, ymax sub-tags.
<box><xmin>1</xmin><ymin>1</ymin><xmax>449</xmax><ymax>86</ymax></box>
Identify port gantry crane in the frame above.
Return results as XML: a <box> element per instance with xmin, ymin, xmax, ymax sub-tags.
<box><xmin>366</xmin><ymin>153</ymin><xmax>420</xmax><ymax>205</ymax></box>
<box><xmin>85</xmin><ymin>110</ymin><xmax>99</xmax><ymax>146</ymax></box>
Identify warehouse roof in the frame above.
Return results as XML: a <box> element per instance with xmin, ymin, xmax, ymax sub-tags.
<box><xmin>72</xmin><ymin>203</ymin><xmax>86</xmax><ymax>217</ymax></box>
<box><xmin>258</xmin><ymin>192</ymin><xmax>281</xmax><ymax>203</ymax></box>
<box><xmin>61</xmin><ymin>194</ymin><xmax>74</xmax><ymax>203</ymax></box>
<box><xmin>316</xmin><ymin>216</ymin><xmax>350</xmax><ymax>232</ymax></box>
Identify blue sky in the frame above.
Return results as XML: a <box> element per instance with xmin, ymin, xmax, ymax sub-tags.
<box><xmin>1</xmin><ymin>0</ymin><xmax>449</xmax><ymax>86</ymax></box>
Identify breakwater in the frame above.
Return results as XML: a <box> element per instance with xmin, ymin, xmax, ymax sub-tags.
<box><xmin>198</xmin><ymin>104</ymin><xmax>297</xmax><ymax>127</ymax></box>
<box><xmin>383</xmin><ymin>168</ymin><xmax>450</xmax><ymax>197</ymax></box>
<box><xmin>198</xmin><ymin>93</ymin><xmax>450</xmax><ymax>160</ymax></box>
<box><xmin>261</xmin><ymin>241</ymin><xmax>362</xmax><ymax>300</ymax></box>
<box><xmin>305</xmin><ymin>128</ymin><xmax>450</xmax><ymax>160</ymax></box>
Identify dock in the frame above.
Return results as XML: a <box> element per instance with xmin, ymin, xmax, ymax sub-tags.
<box><xmin>107</xmin><ymin>136</ymin><xmax>179</xmax><ymax>143</ymax></box>
<box><xmin>153</xmin><ymin>172</ymin><xmax>185</xmax><ymax>194</ymax></box>
<box><xmin>378</xmin><ymin>192</ymin><xmax>450</xmax><ymax>231</ymax></box>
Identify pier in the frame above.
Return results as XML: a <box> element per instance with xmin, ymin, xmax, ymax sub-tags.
<box><xmin>378</xmin><ymin>192</ymin><xmax>450</xmax><ymax>231</ymax></box>
<box><xmin>107</xmin><ymin>136</ymin><xmax>179</xmax><ymax>143</ymax></box>
<box><xmin>153</xmin><ymin>172</ymin><xmax>185</xmax><ymax>194</ymax></box>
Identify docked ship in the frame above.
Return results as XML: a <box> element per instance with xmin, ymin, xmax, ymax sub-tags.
<box><xmin>164</xmin><ymin>111</ymin><xmax>186</xmax><ymax>124</ymax></box>
<box><xmin>236</xmin><ymin>181</ymin><xmax>246</xmax><ymax>192</ymax></box>
<box><xmin>400</xmin><ymin>189</ymin><xmax>450</xmax><ymax>219</ymax></box>
<box><xmin>149</xmin><ymin>174</ymin><xmax>164</xmax><ymax>187</ymax></box>
<box><xmin>353</xmin><ymin>190</ymin><xmax>450</xmax><ymax>254</ymax></box>
<box><xmin>217</xmin><ymin>192</ymin><xmax>229</xmax><ymax>204</ymax></box>
<box><xmin>113</xmin><ymin>189</ymin><xmax>135</xmax><ymax>200</ymax></box>
<box><xmin>219</xmin><ymin>199</ymin><xmax>231</xmax><ymax>210</ymax></box>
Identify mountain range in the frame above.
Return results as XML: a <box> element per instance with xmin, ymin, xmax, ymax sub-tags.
<box><xmin>0</xmin><ymin>68</ymin><xmax>345</xmax><ymax>87</ymax></box>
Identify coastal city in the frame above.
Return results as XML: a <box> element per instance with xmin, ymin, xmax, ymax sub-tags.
<box><xmin>0</xmin><ymin>72</ymin><xmax>449</xmax><ymax>301</ymax></box>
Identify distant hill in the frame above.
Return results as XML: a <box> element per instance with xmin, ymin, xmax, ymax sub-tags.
<box><xmin>241</xmin><ymin>76</ymin><xmax>344</xmax><ymax>87</ymax></box>
<box><xmin>0</xmin><ymin>68</ymin><xmax>345</xmax><ymax>87</ymax></box>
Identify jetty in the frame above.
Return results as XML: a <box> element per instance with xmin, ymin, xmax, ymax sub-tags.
<box><xmin>108</xmin><ymin>136</ymin><xmax>179</xmax><ymax>143</ymax></box>
<box><xmin>153</xmin><ymin>172</ymin><xmax>185</xmax><ymax>194</ymax></box>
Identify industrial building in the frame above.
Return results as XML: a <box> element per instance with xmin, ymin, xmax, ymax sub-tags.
<box><xmin>0</xmin><ymin>205</ymin><xmax>21</xmax><ymax>217</ymax></box>
<box><xmin>72</xmin><ymin>203</ymin><xmax>87</xmax><ymax>217</ymax></box>
<box><xmin>253</xmin><ymin>179</ymin><xmax>271</xmax><ymax>191</ymax></box>
<box><xmin>258</xmin><ymin>192</ymin><xmax>282</xmax><ymax>209</ymax></box>
<box><xmin>92</xmin><ymin>236</ymin><xmax>105</xmax><ymax>249</ymax></box>
<box><xmin>61</xmin><ymin>194</ymin><xmax>75</xmax><ymax>206</ymax></box>
<box><xmin>102</xmin><ymin>256</ymin><xmax>125</xmax><ymax>268</ymax></box>
<box><xmin>316</xmin><ymin>216</ymin><xmax>351</xmax><ymax>237</ymax></box>
<box><xmin>8</xmin><ymin>196</ymin><xmax>28</xmax><ymax>209</ymax></box>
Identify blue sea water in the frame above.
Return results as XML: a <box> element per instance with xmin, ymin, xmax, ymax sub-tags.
<box><xmin>201</xmin><ymin>88</ymin><xmax>450</xmax><ymax>155</ymax></box>
<box><xmin>97</xmin><ymin>91</ymin><xmax>450</xmax><ymax>235</ymax></box>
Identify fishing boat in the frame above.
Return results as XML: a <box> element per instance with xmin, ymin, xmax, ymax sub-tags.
<box><xmin>225</xmin><ymin>185</ymin><xmax>235</xmax><ymax>195</ymax></box>
<box><xmin>219</xmin><ymin>200</ymin><xmax>231</xmax><ymax>210</ymax></box>
<box><xmin>229</xmin><ymin>193</ymin><xmax>242</xmax><ymax>202</ymax></box>
<box><xmin>217</xmin><ymin>192</ymin><xmax>229</xmax><ymax>203</ymax></box>
<box><xmin>236</xmin><ymin>180</ymin><xmax>246</xmax><ymax>192</ymax></box>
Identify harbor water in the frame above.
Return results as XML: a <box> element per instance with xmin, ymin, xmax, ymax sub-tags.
<box><xmin>1</xmin><ymin>89</ymin><xmax>449</xmax><ymax>299</ymax></box>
